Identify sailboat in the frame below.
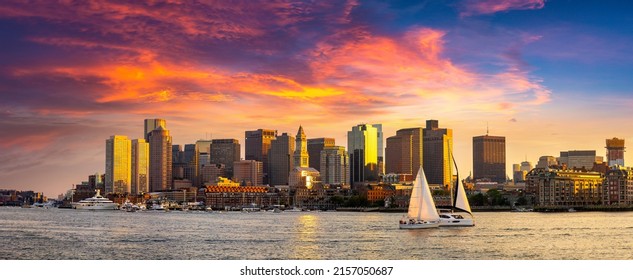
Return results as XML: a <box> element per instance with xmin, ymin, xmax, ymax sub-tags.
<box><xmin>399</xmin><ymin>166</ymin><xmax>440</xmax><ymax>229</ymax></box>
<box><xmin>439</xmin><ymin>154</ymin><xmax>475</xmax><ymax>227</ymax></box>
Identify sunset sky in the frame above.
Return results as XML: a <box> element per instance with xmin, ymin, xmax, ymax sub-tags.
<box><xmin>1</xmin><ymin>0</ymin><xmax>633</xmax><ymax>197</ymax></box>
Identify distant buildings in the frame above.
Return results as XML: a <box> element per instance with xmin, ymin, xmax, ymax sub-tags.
<box><xmin>423</xmin><ymin>120</ymin><xmax>453</xmax><ymax>187</ymax></box>
<box><xmin>320</xmin><ymin>146</ymin><xmax>349</xmax><ymax>186</ymax></box>
<box><xmin>144</xmin><ymin>119</ymin><xmax>166</xmax><ymax>141</ymax></box>
<box><xmin>603</xmin><ymin>167</ymin><xmax>633</xmax><ymax>205</ymax></box>
<box><xmin>473</xmin><ymin>134</ymin><xmax>506</xmax><ymax>183</ymax></box>
<box><xmin>372</xmin><ymin>124</ymin><xmax>384</xmax><ymax>176</ymax></box>
<box><xmin>131</xmin><ymin>139</ymin><xmax>149</xmax><ymax>195</ymax></box>
<box><xmin>210</xmin><ymin>139</ymin><xmax>240</xmax><ymax>178</ymax></box>
<box><xmin>268</xmin><ymin>132</ymin><xmax>294</xmax><ymax>186</ymax></box>
<box><xmin>293</xmin><ymin>126</ymin><xmax>309</xmax><ymax>168</ymax></box>
<box><xmin>536</xmin><ymin>156</ymin><xmax>557</xmax><ymax>169</ymax></box>
<box><xmin>526</xmin><ymin>168</ymin><xmax>603</xmax><ymax>206</ymax></box>
<box><xmin>606</xmin><ymin>138</ymin><xmax>625</xmax><ymax>167</ymax></box>
<box><xmin>245</xmin><ymin>129</ymin><xmax>277</xmax><ymax>184</ymax></box>
<box><xmin>195</xmin><ymin>139</ymin><xmax>212</xmax><ymax>182</ymax></box>
<box><xmin>234</xmin><ymin>160</ymin><xmax>263</xmax><ymax>186</ymax></box>
<box><xmin>200</xmin><ymin>164</ymin><xmax>225</xmax><ymax>186</ymax></box>
<box><xmin>558</xmin><ymin>150</ymin><xmax>601</xmax><ymax>170</ymax></box>
<box><xmin>148</xmin><ymin>125</ymin><xmax>173</xmax><ymax>192</ymax></box>
<box><xmin>385</xmin><ymin>127</ymin><xmax>422</xmax><ymax>177</ymax></box>
<box><xmin>105</xmin><ymin>135</ymin><xmax>131</xmax><ymax>194</ymax></box>
<box><xmin>183</xmin><ymin>144</ymin><xmax>198</xmax><ymax>186</ymax></box>
<box><xmin>307</xmin><ymin>138</ymin><xmax>335</xmax><ymax>171</ymax></box>
<box><xmin>348</xmin><ymin>124</ymin><xmax>379</xmax><ymax>183</ymax></box>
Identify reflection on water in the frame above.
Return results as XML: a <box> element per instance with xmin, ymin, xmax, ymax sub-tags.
<box><xmin>1</xmin><ymin>208</ymin><xmax>633</xmax><ymax>260</ymax></box>
<box><xmin>293</xmin><ymin>214</ymin><xmax>319</xmax><ymax>259</ymax></box>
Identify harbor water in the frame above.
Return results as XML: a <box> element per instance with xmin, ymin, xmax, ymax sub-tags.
<box><xmin>1</xmin><ymin>207</ymin><xmax>632</xmax><ymax>260</ymax></box>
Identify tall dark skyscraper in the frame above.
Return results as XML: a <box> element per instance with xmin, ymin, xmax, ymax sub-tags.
<box><xmin>473</xmin><ymin>134</ymin><xmax>506</xmax><ymax>183</ymax></box>
<box><xmin>423</xmin><ymin>120</ymin><xmax>453</xmax><ymax>187</ymax></box>
<box><xmin>307</xmin><ymin>137</ymin><xmax>335</xmax><ymax>171</ymax></box>
<box><xmin>210</xmin><ymin>139</ymin><xmax>241</xmax><ymax>178</ymax></box>
<box><xmin>245</xmin><ymin>129</ymin><xmax>277</xmax><ymax>184</ymax></box>
<box><xmin>183</xmin><ymin>144</ymin><xmax>198</xmax><ymax>186</ymax></box>
<box><xmin>148</xmin><ymin>125</ymin><xmax>172</xmax><ymax>191</ymax></box>
<box><xmin>268</xmin><ymin>133</ymin><xmax>295</xmax><ymax>186</ymax></box>
<box><xmin>385</xmin><ymin>127</ymin><xmax>422</xmax><ymax>176</ymax></box>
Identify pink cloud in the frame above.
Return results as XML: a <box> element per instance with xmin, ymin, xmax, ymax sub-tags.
<box><xmin>460</xmin><ymin>0</ymin><xmax>545</xmax><ymax>16</ymax></box>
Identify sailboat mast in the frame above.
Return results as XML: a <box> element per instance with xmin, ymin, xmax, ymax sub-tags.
<box><xmin>451</xmin><ymin>152</ymin><xmax>459</xmax><ymax>209</ymax></box>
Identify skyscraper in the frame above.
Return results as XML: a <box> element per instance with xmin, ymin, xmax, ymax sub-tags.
<box><xmin>183</xmin><ymin>144</ymin><xmax>198</xmax><ymax>185</ymax></box>
<box><xmin>372</xmin><ymin>124</ymin><xmax>384</xmax><ymax>176</ymax></box>
<box><xmin>606</xmin><ymin>137</ymin><xmax>625</xmax><ymax>166</ymax></box>
<box><xmin>385</xmin><ymin>127</ymin><xmax>423</xmax><ymax>176</ymax></box>
<box><xmin>293</xmin><ymin>126</ymin><xmax>309</xmax><ymax>168</ymax></box>
<box><xmin>348</xmin><ymin>124</ymin><xmax>378</xmax><ymax>183</ymax></box>
<box><xmin>307</xmin><ymin>138</ymin><xmax>335</xmax><ymax>171</ymax></box>
<box><xmin>210</xmin><ymin>139</ymin><xmax>241</xmax><ymax>178</ymax></box>
<box><xmin>144</xmin><ymin>119</ymin><xmax>166</xmax><ymax>141</ymax></box>
<box><xmin>320</xmin><ymin>146</ymin><xmax>349</xmax><ymax>186</ymax></box>
<box><xmin>131</xmin><ymin>139</ymin><xmax>149</xmax><ymax>195</ymax></box>
<box><xmin>245</xmin><ymin>129</ymin><xmax>277</xmax><ymax>184</ymax></box>
<box><xmin>473</xmin><ymin>134</ymin><xmax>506</xmax><ymax>183</ymax></box>
<box><xmin>268</xmin><ymin>133</ymin><xmax>295</xmax><ymax>186</ymax></box>
<box><xmin>172</xmin><ymin>144</ymin><xmax>186</xmax><ymax>179</ymax></box>
<box><xmin>422</xmin><ymin>120</ymin><xmax>453</xmax><ymax>187</ymax></box>
<box><xmin>149</xmin><ymin>125</ymin><xmax>172</xmax><ymax>192</ymax></box>
<box><xmin>105</xmin><ymin>135</ymin><xmax>131</xmax><ymax>194</ymax></box>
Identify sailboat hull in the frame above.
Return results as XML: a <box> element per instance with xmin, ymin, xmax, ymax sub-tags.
<box><xmin>398</xmin><ymin>220</ymin><xmax>440</xmax><ymax>229</ymax></box>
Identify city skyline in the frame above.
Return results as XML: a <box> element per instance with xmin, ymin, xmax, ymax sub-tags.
<box><xmin>1</xmin><ymin>1</ymin><xmax>633</xmax><ymax>196</ymax></box>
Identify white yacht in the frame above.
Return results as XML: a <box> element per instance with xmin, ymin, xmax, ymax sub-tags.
<box><xmin>72</xmin><ymin>190</ymin><xmax>118</xmax><ymax>210</ymax></box>
<box><xmin>439</xmin><ymin>154</ymin><xmax>475</xmax><ymax>227</ymax></box>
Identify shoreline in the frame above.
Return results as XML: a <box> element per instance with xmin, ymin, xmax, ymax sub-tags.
<box><xmin>335</xmin><ymin>206</ymin><xmax>633</xmax><ymax>213</ymax></box>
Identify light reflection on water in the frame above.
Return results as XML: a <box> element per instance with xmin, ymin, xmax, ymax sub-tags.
<box><xmin>1</xmin><ymin>207</ymin><xmax>633</xmax><ymax>260</ymax></box>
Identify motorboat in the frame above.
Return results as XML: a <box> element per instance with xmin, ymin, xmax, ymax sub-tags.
<box><xmin>72</xmin><ymin>190</ymin><xmax>118</xmax><ymax>210</ymax></box>
<box><xmin>121</xmin><ymin>200</ymin><xmax>139</xmax><ymax>212</ymax></box>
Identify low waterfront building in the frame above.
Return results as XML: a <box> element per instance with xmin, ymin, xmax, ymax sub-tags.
<box><xmin>526</xmin><ymin>168</ymin><xmax>603</xmax><ymax>207</ymax></box>
<box><xmin>293</xmin><ymin>185</ymin><xmax>355</xmax><ymax>210</ymax></box>
<box><xmin>203</xmin><ymin>184</ymin><xmax>288</xmax><ymax>210</ymax></box>
<box><xmin>603</xmin><ymin>167</ymin><xmax>633</xmax><ymax>205</ymax></box>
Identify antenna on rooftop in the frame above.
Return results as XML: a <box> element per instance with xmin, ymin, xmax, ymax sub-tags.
<box><xmin>486</xmin><ymin>122</ymin><xmax>489</xmax><ymax>136</ymax></box>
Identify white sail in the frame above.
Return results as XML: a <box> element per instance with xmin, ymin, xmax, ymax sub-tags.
<box><xmin>408</xmin><ymin>167</ymin><xmax>440</xmax><ymax>221</ymax></box>
<box><xmin>454</xmin><ymin>179</ymin><xmax>472</xmax><ymax>215</ymax></box>
<box><xmin>407</xmin><ymin>170</ymin><xmax>422</xmax><ymax>219</ymax></box>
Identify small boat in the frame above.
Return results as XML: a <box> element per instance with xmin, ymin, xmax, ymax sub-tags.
<box><xmin>72</xmin><ymin>190</ymin><xmax>118</xmax><ymax>210</ymax></box>
<box><xmin>399</xmin><ymin>166</ymin><xmax>440</xmax><ymax>229</ymax></box>
<box><xmin>150</xmin><ymin>201</ymin><xmax>166</xmax><ymax>211</ymax></box>
<box><xmin>439</xmin><ymin>153</ymin><xmax>475</xmax><ymax>227</ymax></box>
